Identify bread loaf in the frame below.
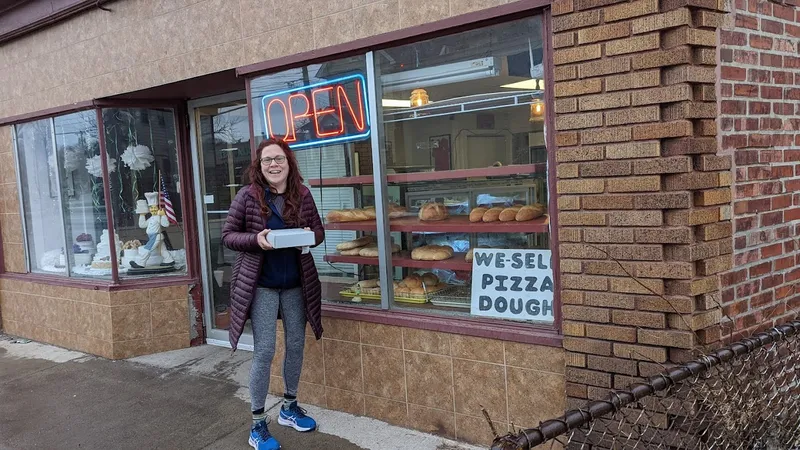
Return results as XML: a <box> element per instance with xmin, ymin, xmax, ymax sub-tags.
<box><xmin>326</xmin><ymin>208</ymin><xmax>374</xmax><ymax>223</ymax></box>
<box><xmin>358</xmin><ymin>243</ymin><xmax>400</xmax><ymax>256</ymax></box>
<box><xmin>336</xmin><ymin>235</ymin><xmax>374</xmax><ymax>251</ymax></box>
<box><xmin>411</xmin><ymin>245</ymin><xmax>454</xmax><ymax>261</ymax></box>
<box><xmin>418</xmin><ymin>203</ymin><xmax>449</xmax><ymax>221</ymax></box>
<box><xmin>516</xmin><ymin>204</ymin><xmax>546</xmax><ymax>222</ymax></box>
<box><xmin>482</xmin><ymin>207</ymin><xmax>504</xmax><ymax>222</ymax></box>
<box><xmin>362</xmin><ymin>207</ymin><xmax>377</xmax><ymax>220</ymax></box>
<box><xmin>357</xmin><ymin>279</ymin><xmax>379</xmax><ymax>288</ymax></box>
<box><xmin>421</xmin><ymin>272</ymin><xmax>439</xmax><ymax>287</ymax></box>
<box><xmin>402</xmin><ymin>274</ymin><xmax>423</xmax><ymax>288</ymax></box>
<box><xmin>499</xmin><ymin>206</ymin><xmax>522</xmax><ymax>222</ymax></box>
<box><xmin>388</xmin><ymin>203</ymin><xmax>408</xmax><ymax>218</ymax></box>
<box><xmin>339</xmin><ymin>247</ymin><xmax>364</xmax><ymax>256</ymax></box>
<box><xmin>408</xmin><ymin>287</ymin><xmax>426</xmax><ymax>296</ymax></box>
<box><xmin>469</xmin><ymin>207</ymin><xmax>488</xmax><ymax>222</ymax></box>
<box><xmin>378</xmin><ymin>280</ymin><xmax>401</xmax><ymax>289</ymax></box>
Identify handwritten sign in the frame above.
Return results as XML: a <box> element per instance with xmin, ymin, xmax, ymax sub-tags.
<box><xmin>261</xmin><ymin>74</ymin><xmax>371</xmax><ymax>149</ymax></box>
<box><xmin>470</xmin><ymin>249</ymin><xmax>554</xmax><ymax>323</ymax></box>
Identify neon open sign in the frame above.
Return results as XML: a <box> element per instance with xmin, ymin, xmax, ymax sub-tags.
<box><xmin>261</xmin><ymin>74</ymin><xmax>371</xmax><ymax>149</ymax></box>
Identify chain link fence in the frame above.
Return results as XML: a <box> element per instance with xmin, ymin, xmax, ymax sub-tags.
<box><xmin>491</xmin><ymin>320</ymin><xmax>800</xmax><ymax>450</ymax></box>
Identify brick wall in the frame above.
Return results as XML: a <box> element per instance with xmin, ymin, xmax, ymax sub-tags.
<box><xmin>552</xmin><ymin>0</ymin><xmax>732</xmax><ymax>405</ymax></box>
<box><xmin>718</xmin><ymin>0</ymin><xmax>800</xmax><ymax>334</ymax></box>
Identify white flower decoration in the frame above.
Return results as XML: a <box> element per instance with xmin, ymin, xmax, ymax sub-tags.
<box><xmin>86</xmin><ymin>155</ymin><xmax>117</xmax><ymax>178</ymax></box>
<box><xmin>120</xmin><ymin>144</ymin><xmax>154</xmax><ymax>171</ymax></box>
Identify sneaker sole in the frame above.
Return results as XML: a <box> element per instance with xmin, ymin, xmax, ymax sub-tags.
<box><xmin>249</xmin><ymin>436</ymin><xmax>281</xmax><ymax>449</ymax></box>
<box><xmin>277</xmin><ymin>416</ymin><xmax>316</xmax><ymax>432</ymax></box>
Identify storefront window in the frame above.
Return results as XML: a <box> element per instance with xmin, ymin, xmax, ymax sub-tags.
<box><xmin>54</xmin><ymin>111</ymin><xmax>111</xmax><ymax>279</ymax></box>
<box><xmin>102</xmin><ymin>108</ymin><xmax>188</xmax><ymax>278</ymax></box>
<box><xmin>248</xmin><ymin>56</ymin><xmax>379</xmax><ymax>321</ymax></box>
<box><xmin>14</xmin><ymin>112</ymin><xmax>112</xmax><ymax>278</ymax></box>
<box><xmin>315</xmin><ymin>16</ymin><xmax>552</xmax><ymax>324</ymax></box>
<box><xmin>243</xmin><ymin>15</ymin><xmax>552</xmax><ymax>326</ymax></box>
<box><xmin>374</xmin><ymin>16</ymin><xmax>551</xmax><ymax>323</ymax></box>
<box><xmin>15</xmin><ymin>118</ymin><xmax>62</xmax><ymax>274</ymax></box>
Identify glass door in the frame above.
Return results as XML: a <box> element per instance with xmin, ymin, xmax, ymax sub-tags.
<box><xmin>188</xmin><ymin>93</ymin><xmax>252</xmax><ymax>346</ymax></box>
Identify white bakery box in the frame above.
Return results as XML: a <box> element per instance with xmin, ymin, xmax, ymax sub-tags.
<box><xmin>266</xmin><ymin>229</ymin><xmax>316</xmax><ymax>250</ymax></box>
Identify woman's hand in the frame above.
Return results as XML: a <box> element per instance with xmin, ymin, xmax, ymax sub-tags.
<box><xmin>257</xmin><ymin>229</ymin><xmax>273</xmax><ymax>250</ymax></box>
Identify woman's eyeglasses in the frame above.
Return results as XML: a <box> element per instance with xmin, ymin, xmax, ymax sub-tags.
<box><xmin>260</xmin><ymin>155</ymin><xmax>287</xmax><ymax>165</ymax></box>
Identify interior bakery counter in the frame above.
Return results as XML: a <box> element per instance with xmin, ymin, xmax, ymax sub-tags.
<box><xmin>307</xmin><ymin>163</ymin><xmax>546</xmax><ymax>187</ymax></box>
<box><xmin>323</xmin><ymin>214</ymin><xmax>549</xmax><ymax>233</ymax></box>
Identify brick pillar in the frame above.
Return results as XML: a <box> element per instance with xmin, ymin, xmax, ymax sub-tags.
<box><xmin>551</xmin><ymin>0</ymin><xmax>732</xmax><ymax>404</ymax></box>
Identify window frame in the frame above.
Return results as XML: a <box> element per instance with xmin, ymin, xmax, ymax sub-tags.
<box><xmin>4</xmin><ymin>101</ymin><xmax>200</xmax><ymax>289</ymax></box>
<box><xmin>242</xmin><ymin>6</ymin><xmax>562</xmax><ymax>341</ymax></box>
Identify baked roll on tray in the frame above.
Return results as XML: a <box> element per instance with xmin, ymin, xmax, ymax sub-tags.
<box><xmin>391</xmin><ymin>272</ymin><xmax>447</xmax><ymax>297</ymax></box>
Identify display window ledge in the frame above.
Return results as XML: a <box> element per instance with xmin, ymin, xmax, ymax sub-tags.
<box><xmin>0</xmin><ymin>272</ymin><xmax>197</xmax><ymax>292</ymax></box>
<box><xmin>322</xmin><ymin>303</ymin><xmax>562</xmax><ymax>347</ymax></box>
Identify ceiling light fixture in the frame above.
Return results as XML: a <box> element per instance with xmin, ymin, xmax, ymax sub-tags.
<box><xmin>529</xmin><ymin>99</ymin><xmax>545</xmax><ymax>122</ymax></box>
<box><xmin>410</xmin><ymin>89</ymin><xmax>430</xmax><ymax>107</ymax></box>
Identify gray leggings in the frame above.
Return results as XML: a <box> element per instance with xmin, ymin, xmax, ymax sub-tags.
<box><xmin>249</xmin><ymin>287</ymin><xmax>307</xmax><ymax>411</ymax></box>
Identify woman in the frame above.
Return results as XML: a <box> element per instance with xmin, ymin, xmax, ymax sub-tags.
<box><xmin>222</xmin><ymin>138</ymin><xmax>325</xmax><ymax>450</ymax></box>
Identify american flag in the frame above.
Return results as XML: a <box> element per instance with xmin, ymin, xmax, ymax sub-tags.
<box><xmin>160</xmin><ymin>173</ymin><xmax>178</xmax><ymax>225</ymax></box>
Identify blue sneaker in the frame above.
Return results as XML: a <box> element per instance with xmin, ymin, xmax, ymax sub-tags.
<box><xmin>249</xmin><ymin>420</ymin><xmax>280</xmax><ymax>450</ymax></box>
<box><xmin>278</xmin><ymin>401</ymin><xmax>317</xmax><ymax>432</ymax></box>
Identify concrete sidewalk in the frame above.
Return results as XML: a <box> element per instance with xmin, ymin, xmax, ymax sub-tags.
<box><xmin>0</xmin><ymin>335</ymin><xmax>482</xmax><ymax>450</ymax></box>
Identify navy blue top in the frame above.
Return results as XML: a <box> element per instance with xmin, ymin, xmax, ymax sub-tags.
<box><xmin>258</xmin><ymin>191</ymin><xmax>301</xmax><ymax>289</ymax></box>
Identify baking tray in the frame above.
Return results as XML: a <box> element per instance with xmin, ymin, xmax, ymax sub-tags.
<box><xmin>429</xmin><ymin>285</ymin><xmax>472</xmax><ymax>310</ymax></box>
<box><xmin>339</xmin><ymin>283</ymin><xmax>449</xmax><ymax>305</ymax></box>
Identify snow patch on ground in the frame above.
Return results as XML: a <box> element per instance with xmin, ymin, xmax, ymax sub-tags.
<box><xmin>0</xmin><ymin>334</ymin><xmax>88</xmax><ymax>363</ymax></box>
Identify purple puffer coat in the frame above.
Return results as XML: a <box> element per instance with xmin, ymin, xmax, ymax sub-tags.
<box><xmin>221</xmin><ymin>184</ymin><xmax>325</xmax><ymax>351</ymax></box>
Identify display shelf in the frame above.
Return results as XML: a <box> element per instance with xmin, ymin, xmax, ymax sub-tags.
<box><xmin>308</xmin><ymin>163</ymin><xmax>546</xmax><ymax>187</ymax></box>
<box><xmin>325</xmin><ymin>252</ymin><xmax>473</xmax><ymax>271</ymax></box>
<box><xmin>323</xmin><ymin>214</ymin><xmax>549</xmax><ymax>233</ymax></box>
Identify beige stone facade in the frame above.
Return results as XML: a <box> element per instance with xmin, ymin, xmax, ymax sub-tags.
<box><xmin>271</xmin><ymin>317</ymin><xmax>565</xmax><ymax>446</ymax></box>
<box><xmin>0</xmin><ymin>0</ymin><xmax>510</xmax><ymax>119</ymax></box>
<box><xmin>0</xmin><ymin>278</ymin><xmax>190</xmax><ymax>358</ymax></box>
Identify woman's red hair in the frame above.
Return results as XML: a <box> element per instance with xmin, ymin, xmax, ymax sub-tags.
<box><xmin>247</xmin><ymin>138</ymin><xmax>305</xmax><ymax>227</ymax></box>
